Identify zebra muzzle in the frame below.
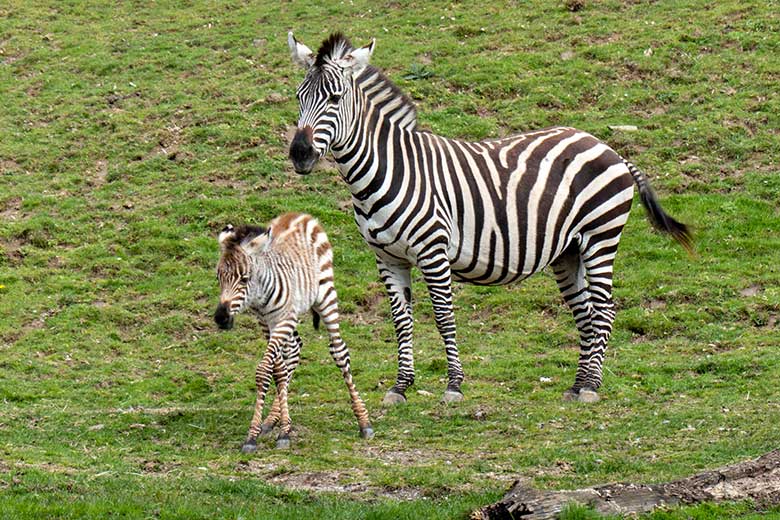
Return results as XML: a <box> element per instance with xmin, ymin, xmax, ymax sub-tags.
<box><xmin>214</xmin><ymin>303</ymin><xmax>234</xmax><ymax>330</ymax></box>
<box><xmin>289</xmin><ymin>127</ymin><xmax>319</xmax><ymax>174</ymax></box>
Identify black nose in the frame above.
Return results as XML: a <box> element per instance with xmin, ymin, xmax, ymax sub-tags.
<box><xmin>289</xmin><ymin>127</ymin><xmax>319</xmax><ymax>174</ymax></box>
<box><xmin>214</xmin><ymin>303</ymin><xmax>234</xmax><ymax>330</ymax></box>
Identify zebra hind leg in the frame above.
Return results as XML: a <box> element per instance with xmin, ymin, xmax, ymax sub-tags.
<box><xmin>272</xmin><ymin>353</ymin><xmax>292</xmax><ymax>449</ymax></box>
<box><xmin>420</xmin><ymin>258</ymin><xmax>464</xmax><ymax>404</ymax></box>
<box><xmin>315</xmin><ymin>275</ymin><xmax>374</xmax><ymax>439</ymax></box>
<box><xmin>551</xmin><ymin>246</ymin><xmax>601</xmax><ymax>404</ymax></box>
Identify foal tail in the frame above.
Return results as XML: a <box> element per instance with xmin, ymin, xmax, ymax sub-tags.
<box><xmin>312</xmin><ymin>310</ymin><xmax>321</xmax><ymax>330</ymax></box>
<box><xmin>624</xmin><ymin>159</ymin><xmax>694</xmax><ymax>255</ymax></box>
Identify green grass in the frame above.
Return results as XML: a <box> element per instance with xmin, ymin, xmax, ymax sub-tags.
<box><xmin>1</xmin><ymin>1</ymin><xmax>779</xmax><ymax>518</ymax></box>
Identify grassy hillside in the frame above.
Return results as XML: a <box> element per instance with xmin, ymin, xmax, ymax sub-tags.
<box><xmin>1</xmin><ymin>1</ymin><xmax>778</xmax><ymax>518</ymax></box>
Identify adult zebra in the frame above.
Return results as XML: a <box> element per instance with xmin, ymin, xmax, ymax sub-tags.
<box><xmin>287</xmin><ymin>32</ymin><xmax>692</xmax><ymax>405</ymax></box>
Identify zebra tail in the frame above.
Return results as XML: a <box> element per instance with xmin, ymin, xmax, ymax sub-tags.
<box><xmin>312</xmin><ymin>310</ymin><xmax>320</xmax><ymax>330</ymax></box>
<box><xmin>624</xmin><ymin>160</ymin><xmax>695</xmax><ymax>255</ymax></box>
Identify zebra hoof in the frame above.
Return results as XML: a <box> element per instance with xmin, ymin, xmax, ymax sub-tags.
<box><xmin>240</xmin><ymin>440</ymin><xmax>257</xmax><ymax>454</ymax></box>
<box><xmin>441</xmin><ymin>390</ymin><xmax>464</xmax><ymax>404</ymax></box>
<box><xmin>382</xmin><ymin>391</ymin><xmax>407</xmax><ymax>407</ymax></box>
<box><xmin>562</xmin><ymin>389</ymin><xmax>579</xmax><ymax>402</ymax></box>
<box><xmin>275</xmin><ymin>436</ymin><xmax>291</xmax><ymax>450</ymax></box>
<box><xmin>578</xmin><ymin>389</ymin><xmax>600</xmax><ymax>403</ymax></box>
<box><xmin>360</xmin><ymin>426</ymin><xmax>375</xmax><ymax>440</ymax></box>
<box><xmin>260</xmin><ymin>423</ymin><xmax>275</xmax><ymax>436</ymax></box>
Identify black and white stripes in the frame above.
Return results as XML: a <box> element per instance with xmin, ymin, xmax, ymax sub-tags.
<box><xmin>288</xmin><ymin>32</ymin><xmax>692</xmax><ymax>405</ymax></box>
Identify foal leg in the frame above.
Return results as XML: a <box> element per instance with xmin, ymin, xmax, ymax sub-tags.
<box><xmin>260</xmin><ymin>331</ymin><xmax>302</xmax><ymax>435</ymax></box>
<box><xmin>241</xmin><ymin>316</ymin><xmax>297</xmax><ymax>453</ymax></box>
<box><xmin>316</xmin><ymin>282</ymin><xmax>373</xmax><ymax>439</ymax></box>
<box><xmin>272</xmin><ymin>351</ymin><xmax>293</xmax><ymax>449</ymax></box>
<box><xmin>241</xmin><ymin>344</ymin><xmax>280</xmax><ymax>453</ymax></box>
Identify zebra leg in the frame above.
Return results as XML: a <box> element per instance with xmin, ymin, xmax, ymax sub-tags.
<box><xmin>241</xmin><ymin>317</ymin><xmax>296</xmax><ymax>453</ymax></box>
<box><xmin>551</xmin><ymin>246</ymin><xmax>598</xmax><ymax>403</ymax></box>
<box><xmin>272</xmin><ymin>351</ymin><xmax>293</xmax><ymax>449</ymax></box>
<box><xmin>260</xmin><ymin>331</ymin><xmax>302</xmax><ymax>436</ymax></box>
<box><xmin>376</xmin><ymin>259</ymin><xmax>415</xmax><ymax>407</ymax></box>
<box><xmin>575</xmin><ymin>242</ymin><xmax>619</xmax><ymax>401</ymax></box>
<box><xmin>420</xmin><ymin>254</ymin><xmax>464</xmax><ymax>403</ymax></box>
<box><xmin>314</xmin><ymin>275</ymin><xmax>374</xmax><ymax>438</ymax></box>
<box><xmin>241</xmin><ymin>344</ymin><xmax>279</xmax><ymax>453</ymax></box>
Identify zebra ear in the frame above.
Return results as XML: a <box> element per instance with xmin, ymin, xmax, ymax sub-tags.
<box><xmin>288</xmin><ymin>31</ymin><xmax>314</xmax><ymax>69</ymax></box>
<box><xmin>245</xmin><ymin>229</ymin><xmax>272</xmax><ymax>255</ymax></box>
<box><xmin>218</xmin><ymin>225</ymin><xmax>235</xmax><ymax>250</ymax></box>
<box><xmin>334</xmin><ymin>38</ymin><xmax>375</xmax><ymax>78</ymax></box>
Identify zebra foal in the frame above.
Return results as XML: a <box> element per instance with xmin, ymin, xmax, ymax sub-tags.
<box><xmin>214</xmin><ymin>212</ymin><xmax>374</xmax><ymax>451</ymax></box>
<box><xmin>286</xmin><ymin>32</ymin><xmax>693</xmax><ymax>406</ymax></box>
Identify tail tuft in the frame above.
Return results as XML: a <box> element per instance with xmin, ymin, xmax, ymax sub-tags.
<box><xmin>626</xmin><ymin>160</ymin><xmax>695</xmax><ymax>255</ymax></box>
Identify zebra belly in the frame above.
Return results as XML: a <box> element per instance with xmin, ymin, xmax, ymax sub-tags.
<box><xmin>448</xmin><ymin>241</ymin><xmax>559</xmax><ymax>286</ymax></box>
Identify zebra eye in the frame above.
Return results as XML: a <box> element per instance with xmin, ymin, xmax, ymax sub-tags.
<box><xmin>240</xmin><ymin>275</ymin><xmax>249</xmax><ymax>284</ymax></box>
<box><xmin>329</xmin><ymin>93</ymin><xmax>342</xmax><ymax>104</ymax></box>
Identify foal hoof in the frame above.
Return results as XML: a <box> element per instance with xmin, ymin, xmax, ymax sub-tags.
<box><xmin>360</xmin><ymin>426</ymin><xmax>375</xmax><ymax>440</ymax></box>
<box><xmin>241</xmin><ymin>440</ymin><xmax>257</xmax><ymax>454</ymax></box>
<box><xmin>578</xmin><ymin>389</ymin><xmax>600</xmax><ymax>403</ymax></box>
<box><xmin>441</xmin><ymin>390</ymin><xmax>464</xmax><ymax>404</ymax></box>
<box><xmin>382</xmin><ymin>390</ymin><xmax>407</xmax><ymax>407</ymax></box>
<box><xmin>275</xmin><ymin>437</ymin><xmax>291</xmax><ymax>450</ymax></box>
<box><xmin>260</xmin><ymin>423</ymin><xmax>274</xmax><ymax>436</ymax></box>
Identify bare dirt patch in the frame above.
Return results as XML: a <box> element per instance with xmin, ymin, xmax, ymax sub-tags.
<box><xmin>237</xmin><ymin>459</ymin><xmax>423</xmax><ymax>500</ymax></box>
<box><xmin>346</xmin><ymin>282</ymin><xmax>387</xmax><ymax>325</ymax></box>
<box><xmin>0</xmin><ymin>197</ymin><xmax>22</xmax><ymax>222</ymax></box>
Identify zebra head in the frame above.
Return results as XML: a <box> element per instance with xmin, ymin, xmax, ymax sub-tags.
<box><xmin>288</xmin><ymin>32</ymin><xmax>375</xmax><ymax>174</ymax></box>
<box><xmin>214</xmin><ymin>224</ymin><xmax>270</xmax><ymax>329</ymax></box>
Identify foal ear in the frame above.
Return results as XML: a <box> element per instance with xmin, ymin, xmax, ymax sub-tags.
<box><xmin>218</xmin><ymin>225</ymin><xmax>235</xmax><ymax>250</ymax></box>
<box><xmin>288</xmin><ymin>31</ymin><xmax>314</xmax><ymax>69</ymax></box>
<box><xmin>334</xmin><ymin>38</ymin><xmax>375</xmax><ymax>78</ymax></box>
<box><xmin>245</xmin><ymin>229</ymin><xmax>273</xmax><ymax>255</ymax></box>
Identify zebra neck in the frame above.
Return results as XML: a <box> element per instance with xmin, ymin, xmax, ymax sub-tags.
<box><xmin>250</xmin><ymin>257</ymin><xmax>277</xmax><ymax>307</ymax></box>
<box><xmin>356</xmin><ymin>67</ymin><xmax>417</xmax><ymax>131</ymax></box>
<box><xmin>332</xmin><ymin>67</ymin><xmax>419</xmax><ymax>197</ymax></box>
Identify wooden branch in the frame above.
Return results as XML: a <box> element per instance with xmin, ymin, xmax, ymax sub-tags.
<box><xmin>472</xmin><ymin>449</ymin><xmax>780</xmax><ymax>520</ymax></box>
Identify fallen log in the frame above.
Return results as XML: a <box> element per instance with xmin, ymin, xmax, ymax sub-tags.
<box><xmin>472</xmin><ymin>449</ymin><xmax>780</xmax><ymax>520</ymax></box>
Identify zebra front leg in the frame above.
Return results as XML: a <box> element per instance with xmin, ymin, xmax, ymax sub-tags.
<box><xmin>376</xmin><ymin>260</ymin><xmax>414</xmax><ymax>406</ymax></box>
<box><xmin>241</xmin><ymin>343</ymin><xmax>280</xmax><ymax>453</ymax></box>
<box><xmin>241</xmin><ymin>317</ymin><xmax>296</xmax><ymax>453</ymax></box>
<box><xmin>420</xmin><ymin>257</ymin><xmax>464</xmax><ymax>403</ymax></box>
<box><xmin>259</xmin><ymin>331</ymin><xmax>302</xmax><ymax>436</ymax></box>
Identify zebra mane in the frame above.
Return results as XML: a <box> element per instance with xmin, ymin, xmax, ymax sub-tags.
<box><xmin>359</xmin><ymin>65</ymin><xmax>418</xmax><ymax>130</ymax></box>
<box><xmin>315</xmin><ymin>32</ymin><xmax>418</xmax><ymax>130</ymax></box>
<box><xmin>315</xmin><ymin>32</ymin><xmax>353</xmax><ymax>67</ymax></box>
<box><xmin>225</xmin><ymin>225</ymin><xmax>267</xmax><ymax>248</ymax></box>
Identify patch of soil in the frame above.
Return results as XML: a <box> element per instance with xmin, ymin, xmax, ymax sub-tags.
<box><xmin>346</xmin><ymin>282</ymin><xmax>387</xmax><ymax>325</ymax></box>
<box><xmin>0</xmin><ymin>196</ymin><xmax>22</xmax><ymax>221</ymax></box>
<box><xmin>237</xmin><ymin>460</ymin><xmax>423</xmax><ymax>500</ymax></box>
<box><xmin>88</xmin><ymin>160</ymin><xmax>108</xmax><ymax>188</ymax></box>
